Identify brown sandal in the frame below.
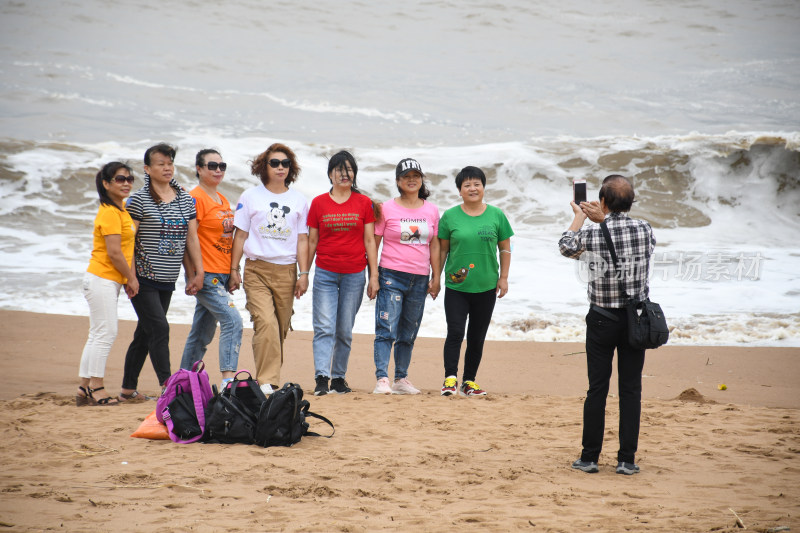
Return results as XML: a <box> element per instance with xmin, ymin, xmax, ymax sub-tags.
<box><xmin>76</xmin><ymin>386</ymin><xmax>96</xmax><ymax>407</ymax></box>
<box><xmin>88</xmin><ymin>387</ymin><xmax>119</xmax><ymax>406</ymax></box>
<box><xmin>118</xmin><ymin>390</ymin><xmax>147</xmax><ymax>403</ymax></box>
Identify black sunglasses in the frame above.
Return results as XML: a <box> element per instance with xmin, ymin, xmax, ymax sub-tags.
<box><xmin>268</xmin><ymin>159</ymin><xmax>291</xmax><ymax>169</ymax></box>
<box><xmin>110</xmin><ymin>176</ymin><xmax>135</xmax><ymax>184</ymax></box>
<box><xmin>203</xmin><ymin>162</ymin><xmax>227</xmax><ymax>171</ymax></box>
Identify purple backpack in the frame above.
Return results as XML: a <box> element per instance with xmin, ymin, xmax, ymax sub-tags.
<box><xmin>157</xmin><ymin>361</ymin><xmax>214</xmax><ymax>444</ymax></box>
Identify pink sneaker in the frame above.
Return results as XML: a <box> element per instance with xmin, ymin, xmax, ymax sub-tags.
<box><xmin>373</xmin><ymin>377</ymin><xmax>392</xmax><ymax>394</ymax></box>
<box><xmin>392</xmin><ymin>377</ymin><xmax>420</xmax><ymax>395</ymax></box>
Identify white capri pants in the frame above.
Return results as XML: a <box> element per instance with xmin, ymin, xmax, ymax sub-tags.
<box><xmin>79</xmin><ymin>272</ymin><xmax>122</xmax><ymax>378</ymax></box>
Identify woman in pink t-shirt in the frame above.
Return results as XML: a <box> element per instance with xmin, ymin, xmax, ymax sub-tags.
<box><xmin>371</xmin><ymin>158</ymin><xmax>441</xmax><ymax>395</ymax></box>
<box><xmin>307</xmin><ymin>150</ymin><xmax>379</xmax><ymax>396</ymax></box>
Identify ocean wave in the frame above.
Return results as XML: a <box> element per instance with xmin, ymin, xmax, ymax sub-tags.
<box><xmin>1</xmin><ymin>131</ymin><xmax>798</xmax><ymax>346</ymax></box>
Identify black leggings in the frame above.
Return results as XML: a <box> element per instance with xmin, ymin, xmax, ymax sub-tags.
<box><xmin>122</xmin><ymin>284</ymin><xmax>173</xmax><ymax>390</ymax></box>
<box><xmin>442</xmin><ymin>287</ymin><xmax>497</xmax><ymax>382</ymax></box>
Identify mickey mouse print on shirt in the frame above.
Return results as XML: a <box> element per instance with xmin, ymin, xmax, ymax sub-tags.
<box><xmin>257</xmin><ymin>202</ymin><xmax>293</xmax><ymax>240</ymax></box>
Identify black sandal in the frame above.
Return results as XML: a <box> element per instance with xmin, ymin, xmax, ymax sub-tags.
<box><xmin>76</xmin><ymin>386</ymin><xmax>95</xmax><ymax>407</ymax></box>
<box><xmin>88</xmin><ymin>386</ymin><xmax>119</xmax><ymax>406</ymax></box>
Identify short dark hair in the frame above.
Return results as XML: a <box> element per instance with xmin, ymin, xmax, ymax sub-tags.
<box><xmin>144</xmin><ymin>143</ymin><xmax>176</xmax><ymax>166</ymax></box>
<box><xmin>599</xmin><ymin>174</ymin><xmax>635</xmax><ymax>212</ymax></box>
<box><xmin>251</xmin><ymin>143</ymin><xmax>301</xmax><ymax>187</ymax></box>
<box><xmin>455</xmin><ymin>166</ymin><xmax>486</xmax><ymax>189</ymax></box>
<box><xmin>95</xmin><ymin>161</ymin><xmax>133</xmax><ymax>211</ymax></box>
<box><xmin>195</xmin><ymin>149</ymin><xmax>220</xmax><ymax>179</ymax></box>
<box><xmin>143</xmin><ymin>143</ymin><xmax>176</xmax><ymax>204</ymax></box>
<box><xmin>327</xmin><ymin>150</ymin><xmax>360</xmax><ymax>192</ymax></box>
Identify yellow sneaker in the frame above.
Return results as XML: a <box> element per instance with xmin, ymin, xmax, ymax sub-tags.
<box><xmin>441</xmin><ymin>376</ymin><xmax>457</xmax><ymax>396</ymax></box>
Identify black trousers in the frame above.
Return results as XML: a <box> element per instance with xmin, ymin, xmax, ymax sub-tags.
<box><xmin>122</xmin><ymin>284</ymin><xmax>173</xmax><ymax>390</ymax></box>
<box><xmin>443</xmin><ymin>287</ymin><xmax>497</xmax><ymax>382</ymax></box>
<box><xmin>581</xmin><ymin>306</ymin><xmax>645</xmax><ymax>464</ymax></box>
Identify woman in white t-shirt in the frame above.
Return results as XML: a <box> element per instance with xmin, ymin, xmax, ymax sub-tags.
<box><xmin>228</xmin><ymin>143</ymin><xmax>310</xmax><ymax>395</ymax></box>
<box><xmin>372</xmin><ymin>158</ymin><xmax>441</xmax><ymax>395</ymax></box>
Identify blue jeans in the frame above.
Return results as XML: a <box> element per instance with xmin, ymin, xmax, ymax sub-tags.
<box><xmin>312</xmin><ymin>266</ymin><xmax>366</xmax><ymax>379</ymax></box>
<box><xmin>180</xmin><ymin>273</ymin><xmax>242</xmax><ymax>373</ymax></box>
<box><xmin>373</xmin><ymin>267</ymin><xmax>428</xmax><ymax>380</ymax></box>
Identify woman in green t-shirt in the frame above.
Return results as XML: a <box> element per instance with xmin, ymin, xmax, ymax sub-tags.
<box><xmin>437</xmin><ymin>166</ymin><xmax>513</xmax><ymax>397</ymax></box>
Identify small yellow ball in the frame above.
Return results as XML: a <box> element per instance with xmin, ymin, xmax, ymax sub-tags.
<box><xmin>718</xmin><ymin>384</ymin><xmax>727</xmax><ymax>390</ymax></box>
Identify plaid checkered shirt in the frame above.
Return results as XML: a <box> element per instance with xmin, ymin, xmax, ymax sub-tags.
<box><xmin>559</xmin><ymin>211</ymin><xmax>656</xmax><ymax>308</ymax></box>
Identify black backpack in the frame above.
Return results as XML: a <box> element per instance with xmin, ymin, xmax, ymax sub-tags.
<box><xmin>203</xmin><ymin>371</ymin><xmax>267</xmax><ymax>445</ymax></box>
<box><xmin>165</xmin><ymin>384</ymin><xmax>204</xmax><ymax>442</ymax></box>
<box><xmin>254</xmin><ymin>383</ymin><xmax>334</xmax><ymax>447</ymax></box>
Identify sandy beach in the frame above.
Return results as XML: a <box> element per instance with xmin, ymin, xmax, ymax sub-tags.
<box><xmin>0</xmin><ymin>309</ymin><xmax>798</xmax><ymax>532</ymax></box>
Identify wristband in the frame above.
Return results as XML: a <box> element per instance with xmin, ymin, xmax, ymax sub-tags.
<box><xmin>297</xmin><ymin>271</ymin><xmax>310</xmax><ymax>278</ymax></box>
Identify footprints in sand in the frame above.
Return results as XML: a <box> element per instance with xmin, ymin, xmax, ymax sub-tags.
<box><xmin>0</xmin><ymin>392</ymin><xmax>798</xmax><ymax>531</ymax></box>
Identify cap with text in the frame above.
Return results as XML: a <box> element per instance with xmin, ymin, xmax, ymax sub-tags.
<box><xmin>395</xmin><ymin>158</ymin><xmax>424</xmax><ymax>179</ymax></box>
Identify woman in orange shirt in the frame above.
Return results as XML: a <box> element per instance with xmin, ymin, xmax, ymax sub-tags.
<box><xmin>180</xmin><ymin>149</ymin><xmax>242</xmax><ymax>389</ymax></box>
<box><xmin>77</xmin><ymin>162</ymin><xmax>138</xmax><ymax>406</ymax></box>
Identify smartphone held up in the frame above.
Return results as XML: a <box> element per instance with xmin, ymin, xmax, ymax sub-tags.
<box><xmin>573</xmin><ymin>179</ymin><xmax>587</xmax><ymax>204</ymax></box>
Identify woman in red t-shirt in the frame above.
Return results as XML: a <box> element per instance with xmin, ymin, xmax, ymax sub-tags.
<box><xmin>307</xmin><ymin>151</ymin><xmax>379</xmax><ymax>396</ymax></box>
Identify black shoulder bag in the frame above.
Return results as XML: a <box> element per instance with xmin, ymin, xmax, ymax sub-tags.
<box><xmin>600</xmin><ymin>222</ymin><xmax>669</xmax><ymax>350</ymax></box>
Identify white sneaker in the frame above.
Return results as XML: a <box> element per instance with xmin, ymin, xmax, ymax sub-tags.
<box><xmin>372</xmin><ymin>377</ymin><xmax>392</xmax><ymax>394</ymax></box>
<box><xmin>260</xmin><ymin>383</ymin><xmax>274</xmax><ymax>395</ymax></box>
<box><xmin>392</xmin><ymin>377</ymin><xmax>421</xmax><ymax>395</ymax></box>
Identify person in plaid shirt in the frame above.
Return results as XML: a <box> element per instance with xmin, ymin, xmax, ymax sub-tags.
<box><xmin>559</xmin><ymin>175</ymin><xmax>656</xmax><ymax>476</ymax></box>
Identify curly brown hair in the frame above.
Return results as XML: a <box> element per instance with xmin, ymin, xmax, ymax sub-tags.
<box><xmin>250</xmin><ymin>143</ymin><xmax>301</xmax><ymax>187</ymax></box>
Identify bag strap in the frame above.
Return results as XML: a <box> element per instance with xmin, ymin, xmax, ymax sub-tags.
<box><xmin>188</xmin><ymin>369</ymin><xmax>206</xmax><ymax>434</ymax></box>
<box><xmin>600</xmin><ymin>221</ymin><xmax>632</xmax><ymax>302</ymax></box>
<box><xmin>304</xmin><ymin>409</ymin><xmax>335</xmax><ymax>438</ymax></box>
<box><xmin>190</xmin><ymin>360</ymin><xmax>205</xmax><ymax>373</ymax></box>
<box><xmin>162</xmin><ymin>383</ymin><xmax>183</xmax><ymax>432</ymax></box>
<box><xmin>221</xmin><ymin>393</ymin><xmax>258</xmax><ymax>420</ymax></box>
<box><xmin>227</xmin><ymin>372</ymin><xmax>266</xmax><ymax>403</ymax></box>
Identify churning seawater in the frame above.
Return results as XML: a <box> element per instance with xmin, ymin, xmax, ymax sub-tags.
<box><xmin>1</xmin><ymin>0</ymin><xmax>798</xmax><ymax>345</ymax></box>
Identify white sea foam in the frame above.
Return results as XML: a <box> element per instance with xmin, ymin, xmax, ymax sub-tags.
<box><xmin>0</xmin><ymin>132</ymin><xmax>797</xmax><ymax>346</ymax></box>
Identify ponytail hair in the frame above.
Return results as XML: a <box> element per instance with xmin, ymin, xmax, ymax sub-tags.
<box><xmin>95</xmin><ymin>161</ymin><xmax>132</xmax><ymax>211</ymax></box>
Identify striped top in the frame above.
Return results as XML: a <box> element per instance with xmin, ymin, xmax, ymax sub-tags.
<box><xmin>126</xmin><ymin>178</ymin><xmax>196</xmax><ymax>290</ymax></box>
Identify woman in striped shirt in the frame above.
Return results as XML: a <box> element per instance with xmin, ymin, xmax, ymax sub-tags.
<box><xmin>118</xmin><ymin>143</ymin><xmax>204</xmax><ymax>402</ymax></box>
